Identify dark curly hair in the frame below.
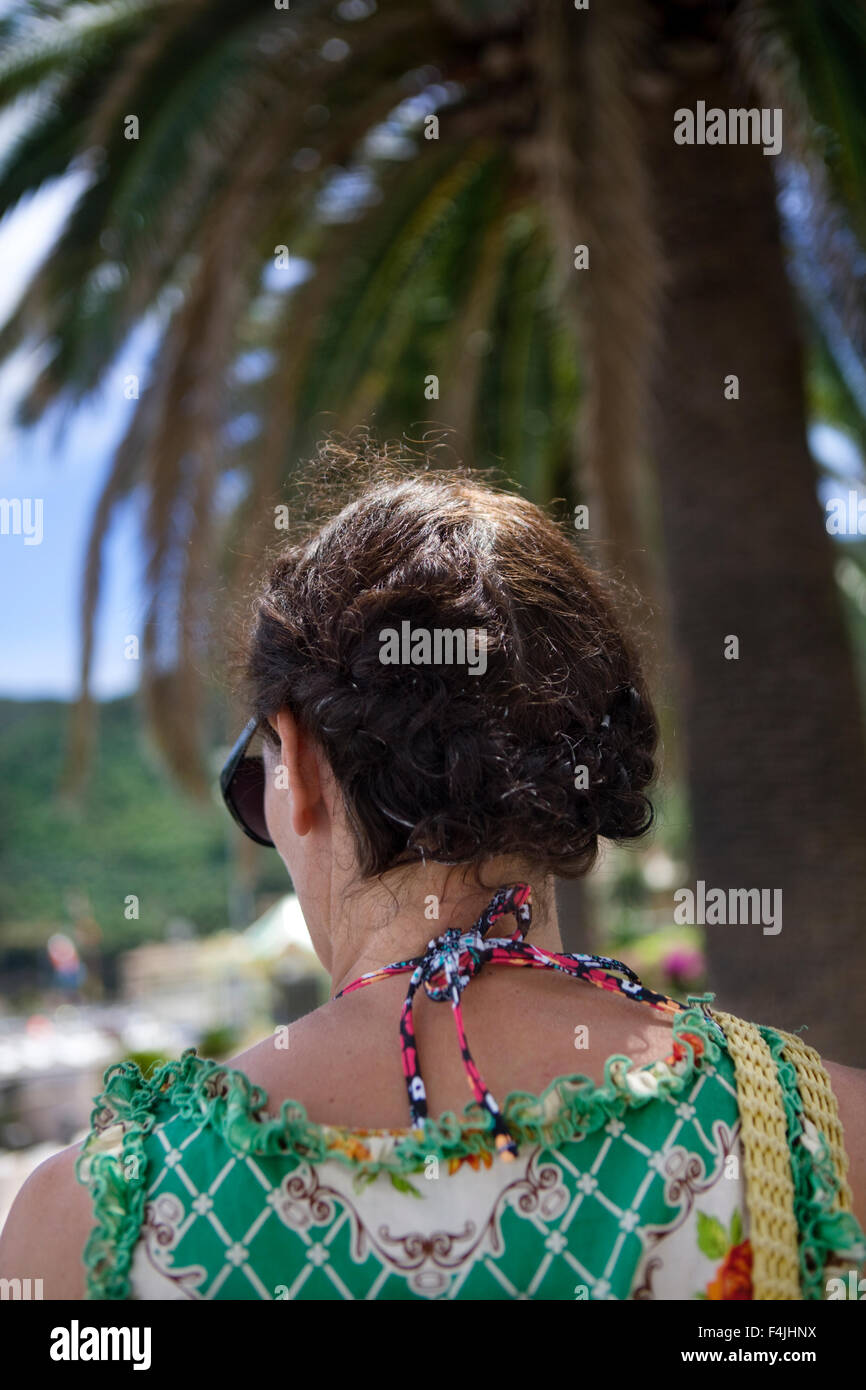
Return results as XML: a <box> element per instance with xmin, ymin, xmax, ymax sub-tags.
<box><xmin>244</xmin><ymin>447</ymin><xmax>657</xmax><ymax>879</ymax></box>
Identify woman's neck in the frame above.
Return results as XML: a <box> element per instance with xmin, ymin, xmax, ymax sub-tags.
<box><xmin>326</xmin><ymin>862</ymin><xmax>562</xmax><ymax>998</ymax></box>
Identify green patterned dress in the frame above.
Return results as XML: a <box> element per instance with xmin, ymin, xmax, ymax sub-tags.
<box><xmin>74</xmin><ymin>999</ymin><xmax>866</xmax><ymax>1300</ymax></box>
<box><xmin>75</xmin><ymin>881</ymin><xmax>866</xmax><ymax>1300</ymax></box>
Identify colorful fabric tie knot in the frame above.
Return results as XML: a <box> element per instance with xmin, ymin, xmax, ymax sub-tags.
<box><xmin>335</xmin><ymin>882</ymin><xmax>688</xmax><ymax>1161</ymax></box>
<box><xmin>416</xmin><ymin>925</ymin><xmax>490</xmax><ymax>1002</ymax></box>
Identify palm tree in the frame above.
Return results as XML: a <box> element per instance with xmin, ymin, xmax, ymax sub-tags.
<box><xmin>1</xmin><ymin>0</ymin><xmax>865</xmax><ymax>1057</ymax></box>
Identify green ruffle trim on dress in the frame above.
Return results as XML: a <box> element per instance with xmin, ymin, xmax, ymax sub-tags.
<box><xmin>75</xmin><ymin>996</ymin><xmax>722</xmax><ymax>1300</ymax></box>
<box><xmin>758</xmin><ymin>1024</ymin><xmax>866</xmax><ymax>1300</ymax></box>
<box><xmin>74</xmin><ymin>1080</ymin><xmax>154</xmax><ymax>1301</ymax></box>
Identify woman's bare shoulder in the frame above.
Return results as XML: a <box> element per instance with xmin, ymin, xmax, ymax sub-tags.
<box><xmin>822</xmin><ymin>1059</ymin><xmax>866</xmax><ymax>1234</ymax></box>
<box><xmin>224</xmin><ymin>1004</ymin><xmax>343</xmax><ymax>1109</ymax></box>
<box><xmin>0</xmin><ymin>1140</ymin><xmax>91</xmax><ymax>1299</ymax></box>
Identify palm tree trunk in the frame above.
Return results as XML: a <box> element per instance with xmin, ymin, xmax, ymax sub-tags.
<box><xmin>642</xmin><ymin>63</ymin><xmax>866</xmax><ymax>1064</ymax></box>
<box><xmin>555</xmin><ymin>875</ymin><xmax>595</xmax><ymax>955</ymax></box>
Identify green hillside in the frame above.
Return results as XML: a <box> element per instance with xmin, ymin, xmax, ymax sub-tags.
<box><xmin>0</xmin><ymin>698</ymin><xmax>285</xmax><ymax>948</ymax></box>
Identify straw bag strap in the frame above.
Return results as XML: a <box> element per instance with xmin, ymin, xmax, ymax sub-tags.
<box><xmin>773</xmin><ymin>1026</ymin><xmax>855</xmax><ymax>1215</ymax></box>
<box><xmin>706</xmin><ymin>1008</ymin><xmax>801</xmax><ymax>1299</ymax></box>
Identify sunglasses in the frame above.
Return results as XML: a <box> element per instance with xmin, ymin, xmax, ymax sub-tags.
<box><xmin>220</xmin><ymin>717</ymin><xmax>275</xmax><ymax>847</ymax></box>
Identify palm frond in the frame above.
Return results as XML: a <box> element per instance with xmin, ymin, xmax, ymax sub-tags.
<box><xmin>0</xmin><ymin>0</ymin><xmax>159</xmax><ymax>110</ymax></box>
<box><xmin>0</xmin><ymin>0</ymin><xmax>572</xmax><ymax>789</ymax></box>
<box><xmin>757</xmin><ymin>0</ymin><xmax>866</xmax><ymax>242</ymax></box>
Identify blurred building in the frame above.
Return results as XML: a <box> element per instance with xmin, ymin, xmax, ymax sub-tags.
<box><xmin>119</xmin><ymin>892</ymin><xmax>327</xmax><ymax>1033</ymax></box>
<box><xmin>0</xmin><ymin>892</ymin><xmax>328</xmax><ymax>1234</ymax></box>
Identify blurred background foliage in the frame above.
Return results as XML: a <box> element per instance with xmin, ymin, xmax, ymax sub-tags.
<box><xmin>1</xmin><ymin>0</ymin><xmax>866</xmax><ymax>1055</ymax></box>
<box><xmin>0</xmin><ymin>697</ymin><xmax>286</xmax><ymax>947</ymax></box>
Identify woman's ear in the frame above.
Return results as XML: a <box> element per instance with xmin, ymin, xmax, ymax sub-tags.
<box><xmin>271</xmin><ymin>708</ymin><xmax>321</xmax><ymax>838</ymax></box>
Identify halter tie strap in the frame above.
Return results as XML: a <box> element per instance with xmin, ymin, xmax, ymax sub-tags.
<box><xmin>335</xmin><ymin>883</ymin><xmax>688</xmax><ymax>1160</ymax></box>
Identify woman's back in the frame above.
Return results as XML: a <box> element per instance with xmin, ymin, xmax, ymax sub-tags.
<box><xmin>72</xmin><ymin>888</ymin><xmax>866</xmax><ymax>1301</ymax></box>
<box><xmin>4</xmin><ymin>468</ymin><xmax>865</xmax><ymax>1301</ymax></box>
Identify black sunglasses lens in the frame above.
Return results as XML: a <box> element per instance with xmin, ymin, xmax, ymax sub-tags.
<box><xmin>230</xmin><ymin>756</ymin><xmax>270</xmax><ymax>843</ymax></box>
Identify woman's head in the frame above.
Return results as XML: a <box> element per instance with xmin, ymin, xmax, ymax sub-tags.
<box><xmin>243</xmin><ymin>450</ymin><xmax>658</xmax><ymax>907</ymax></box>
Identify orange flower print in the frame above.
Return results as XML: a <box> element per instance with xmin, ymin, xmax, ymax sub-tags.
<box><xmin>705</xmin><ymin>1240</ymin><xmax>753</xmax><ymax>1300</ymax></box>
<box><xmin>328</xmin><ymin>1134</ymin><xmax>373</xmax><ymax>1163</ymax></box>
<box><xmin>670</xmin><ymin>1031</ymin><xmax>705</xmax><ymax>1066</ymax></box>
<box><xmin>696</xmin><ymin>1208</ymin><xmax>752</xmax><ymax>1300</ymax></box>
<box><xmin>447</xmin><ymin>1150</ymin><xmax>494</xmax><ymax>1176</ymax></box>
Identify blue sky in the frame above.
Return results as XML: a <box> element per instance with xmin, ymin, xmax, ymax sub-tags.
<box><xmin>0</xmin><ymin>176</ymin><xmax>148</xmax><ymax>700</ymax></box>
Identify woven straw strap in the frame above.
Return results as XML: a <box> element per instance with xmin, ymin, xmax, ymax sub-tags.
<box><xmin>707</xmin><ymin>1009</ymin><xmax>801</xmax><ymax>1299</ymax></box>
<box><xmin>774</xmin><ymin>1027</ymin><xmax>855</xmax><ymax>1215</ymax></box>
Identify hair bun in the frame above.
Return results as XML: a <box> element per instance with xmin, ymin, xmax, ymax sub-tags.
<box><xmin>246</xmin><ymin>466</ymin><xmax>657</xmax><ymax>878</ymax></box>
